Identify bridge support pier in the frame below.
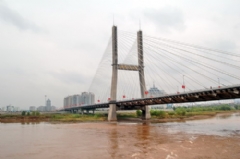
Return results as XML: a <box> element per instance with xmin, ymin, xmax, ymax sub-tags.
<box><xmin>81</xmin><ymin>109</ymin><xmax>84</xmax><ymax>115</ymax></box>
<box><xmin>108</xmin><ymin>103</ymin><xmax>117</xmax><ymax>121</ymax></box>
<box><xmin>141</xmin><ymin>106</ymin><xmax>151</xmax><ymax>120</ymax></box>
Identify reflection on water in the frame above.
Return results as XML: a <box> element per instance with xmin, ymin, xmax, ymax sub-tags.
<box><xmin>108</xmin><ymin>125</ymin><xmax>118</xmax><ymax>158</ymax></box>
<box><xmin>0</xmin><ymin>113</ymin><xmax>239</xmax><ymax>159</ymax></box>
<box><xmin>0</xmin><ymin>121</ymin><xmax>41</xmax><ymax>125</ymax></box>
<box><xmin>21</xmin><ymin>121</ymin><xmax>41</xmax><ymax>125</ymax></box>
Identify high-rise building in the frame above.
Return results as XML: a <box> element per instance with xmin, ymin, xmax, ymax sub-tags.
<box><xmin>1</xmin><ymin>107</ymin><xmax>6</xmax><ymax>111</ymax></box>
<box><xmin>64</xmin><ymin>96</ymin><xmax>74</xmax><ymax>108</ymax></box>
<box><xmin>148</xmin><ymin>84</ymin><xmax>166</xmax><ymax>98</ymax></box>
<box><xmin>46</xmin><ymin>99</ymin><xmax>51</xmax><ymax>111</ymax></box>
<box><xmin>13</xmin><ymin>107</ymin><xmax>19</xmax><ymax>112</ymax></box>
<box><xmin>29</xmin><ymin>106</ymin><xmax>36</xmax><ymax>111</ymax></box>
<box><xmin>147</xmin><ymin>84</ymin><xmax>166</xmax><ymax>109</ymax></box>
<box><xmin>63</xmin><ymin>92</ymin><xmax>95</xmax><ymax>108</ymax></box>
<box><xmin>6</xmin><ymin>105</ymin><xmax>14</xmax><ymax>112</ymax></box>
<box><xmin>46</xmin><ymin>99</ymin><xmax>51</xmax><ymax>107</ymax></box>
<box><xmin>72</xmin><ymin>94</ymin><xmax>80</xmax><ymax>106</ymax></box>
<box><xmin>37</xmin><ymin>106</ymin><xmax>45</xmax><ymax>111</ymax></box>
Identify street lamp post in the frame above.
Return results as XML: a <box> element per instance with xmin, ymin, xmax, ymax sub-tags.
<box><xmin>182</xmin><ymin>75</ymin><xmax>185</xmax><ymax>92</ymax></box>
<box><xmin>218</xmin><ymin>78</ymin><xmax>220</xmax><ymax>88</ymax></box>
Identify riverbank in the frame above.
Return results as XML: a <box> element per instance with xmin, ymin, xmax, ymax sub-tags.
<box><xmin>0</xmin><ymin>110</ymin><xmax>239</xmax><ymax>123</ymax></box>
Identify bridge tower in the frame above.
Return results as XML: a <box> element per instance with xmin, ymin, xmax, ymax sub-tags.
<box><xmin>137</xmin><ymin>30</ymin><xmax>151</xmax><ymax>120</ymax></box>
<box><xmin>108</xmin><ymin>26</ymin><xmax>118</xmax><ymax>121</ymax></box>
<box><xmin>108</xmin><ymin>26</ymin><xmax>151</xmax><ymax>121</ymax></box>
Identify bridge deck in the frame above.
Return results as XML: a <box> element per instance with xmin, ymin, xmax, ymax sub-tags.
<box><xmin>64</xmin><ymin>85</ymin><xmax>240</xmax><ymax>111</ymax></box>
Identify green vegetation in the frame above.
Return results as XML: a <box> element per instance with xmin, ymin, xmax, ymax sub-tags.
<box><xmin>0</xmin><ymin>113</ymin><xmax>108</xmax><ymax>122</ymax></box>
<box><xmin>20</xmin><ymin>111</ymin><xmax>40</xmax><ymax>116</ymax></box>
<box><xmin>31</xmin><ymin>111</ymin><xmax>40</xmax><ymax>116</ymax></box>
<box><xmin>234</xmin><ymin>105</ymin><xmax>240</xmax><ymax>110</ymax></box>
<box><xmin>136</xmin><ymin>110</ymin><xmax>142</xmax><ymax>117</ymax></box>
<box><xmin>150</xmin><ymin>110</ymin><xmax>166</xmax><ymax>118</ymax></box>
<box><xmin>171</xmin><ymin>104</ymin><xmax>238</xmax><ymax>118</ymax></box>
<box><xmin>174</xmin><ymin>104</ymin><xmax>233</xmax><ymax>113</ymax></box>
<box><xmin>21</xmin><ymin>111</ymin><xmax>26</xmax><ymax>116</ymax></box>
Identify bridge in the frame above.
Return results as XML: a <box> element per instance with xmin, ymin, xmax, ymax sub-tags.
<box><xmin>63</xmin><ymin>26</ymin><xmax>240</xmax><ymax>121</ymax></box>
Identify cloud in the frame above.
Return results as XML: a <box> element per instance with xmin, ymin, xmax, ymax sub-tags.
<box><xmin>0</xmin><ymin>2</ymin><xmax>44</xmax><ymax>32</ymax></box>
<box><xmin>143</xmin><ymin>6</ymin><xmax>185</xmax><ymax>32</ymax></box>
<box><xmin>50</xmin><ymin>70</ymin><xmax>91</xmax><ymax>85</ymax></box>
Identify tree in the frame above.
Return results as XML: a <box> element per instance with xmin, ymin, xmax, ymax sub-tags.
<box><xmin>36</xmin><ymin>111</ymin><xmax>40</xmax><ymax>116</ymax></box>
<box><xmin>21</xmin><ymin>111</ymin><xmax>26</xmax><ymax>116</ymax></box>
<box><xmin>136</xmin><ymin>110</ymin><xmax>142</xmax><ymax>117</ymax></box>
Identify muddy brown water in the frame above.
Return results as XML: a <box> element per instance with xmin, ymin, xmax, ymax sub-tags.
<box><xmin>0</xmin><ymin>113</ymin><xmax>240</xmax><ymax>159</ymax></box>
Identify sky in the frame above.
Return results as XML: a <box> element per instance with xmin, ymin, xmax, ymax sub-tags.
<box><xmin>0</xmin><ymin>0</ymin><xmax>240</xmax><ymax>109</ymax></box>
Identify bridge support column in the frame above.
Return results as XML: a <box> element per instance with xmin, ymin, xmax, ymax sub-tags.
<box><xmin>108</xmin><ymin>103</ymin><xmax>117</xmax><ymax>121</ymax></box>
<box><xmin>108</xmin><ymin>25</ymin><xmax>118</xmax><ymax>121</ymax></box>
<box><xmin>138</xmin><ymin>30</ymin><xmax>151</xmax><ymax>120</ymax></box>
<box><xmin>141</xmin><ymin>107</ymin><xmax>151</xmax><ymax>120</ymax></box>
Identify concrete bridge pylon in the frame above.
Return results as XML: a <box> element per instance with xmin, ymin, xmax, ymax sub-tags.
<box><xmin>108</xmin><ymin>26</ymin><xmax>151</xmax><ymax>121</ymax></box>
<box><xmin>137</xmin><ymin>30</ymin><xmax>151</xmax><ymax>120</ymax></box>
<box><xmin>108</xmin><ymin>26</ymin><xmax>118</xmax><ymax>121</ymax></box>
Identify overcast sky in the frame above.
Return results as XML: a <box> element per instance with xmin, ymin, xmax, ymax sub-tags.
<box><xmin>0</xmin><ymin>0</ymin><xmax>240</xmax><ymax>109</ymax></box>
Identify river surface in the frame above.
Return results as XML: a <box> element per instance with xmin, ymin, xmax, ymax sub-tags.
<box><xmin>0</xmin><ymin>113</ymin><xmax>240</xmax><ymax>159</ymax></box>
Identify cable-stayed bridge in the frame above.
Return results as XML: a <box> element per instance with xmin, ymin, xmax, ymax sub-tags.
<box><xmin>64</xmin><ymin>26</ymin><xmax>240</xmax><ymax>121</ymax></box>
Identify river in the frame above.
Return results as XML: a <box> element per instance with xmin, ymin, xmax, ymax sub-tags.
<box><xmin>0</xmin><ymin>113</ymin><xmax>240</xmax><ymax>159</ymax></box>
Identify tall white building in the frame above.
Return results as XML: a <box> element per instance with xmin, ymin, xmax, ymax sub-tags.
<box><xmin>46</xmin><ymin>99</ymin><xmax>51</xmax><ymax>111</ymax></box>
<box><xmin>80</xmin><ymin>92</ymin><xmax>95</xmax><ymax>105</ymax></box>
<box><xmin>13</xmin><ymin>107</ymin><xmax>19</xmax><ymax>112</ymax></box>
<box><xmin>64</xmin><ymin>92</ymin><xmax>95</xmax><ymax>108</ymax></box>
<box><xmin>1</xmin><ymin>107</ymin><xmax>6</xmax><ymax>111</ymax></box>
<box><xmin>29</xmin><ymin>106</ymin><xmax>36</xmax><ymax>111</ymax></box>
<box><xmin>46</xmin><ymin>99</ymin><xmax>51</xmax><ymax>107</ymax></box>
<box><xmin>6</xmin><ymin>105</ymin><xmax>14</xmax><ymax>112</ymax></box>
